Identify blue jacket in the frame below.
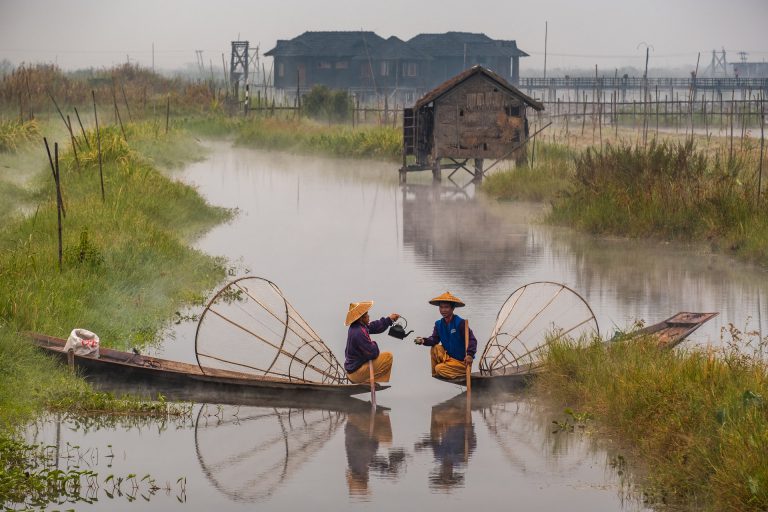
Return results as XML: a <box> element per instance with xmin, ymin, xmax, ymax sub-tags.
<box><xmin>422</xmin><ymin>314</ymin><xmax>477</xmax><ymax>361</ymax></box>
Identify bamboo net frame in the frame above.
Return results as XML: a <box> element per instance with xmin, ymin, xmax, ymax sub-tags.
<box><xmin>194</xmin><ymin>276</ymin><xmax>348</xmax><ymax>384</ymax></box>
<box><xmin>479</xmin><ymin>281</ymin><xmax>599</xmax><ymax>375</ymax></box>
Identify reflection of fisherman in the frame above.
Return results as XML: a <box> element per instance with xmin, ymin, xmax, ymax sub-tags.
<box><xmin>345</xmin><ymin>411</ymin><xmax>406</xmax><ymax>496</ymax></box>
<box><xmin>415</xmin><ymin>400</ymin><xmax>476</xmax><ymax>489</ymax></box>
<box><xmin>344</xmin><ymin>301</ymin><xmax>400</xmax><ymax>383</ymax></box>
<box><xmin>414</xmin><ymin>292</ymin><xmax>477</xmax><ymax>379</ymax></box>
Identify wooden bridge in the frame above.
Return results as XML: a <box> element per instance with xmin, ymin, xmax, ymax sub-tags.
<box><xmin>520</xmin><ymin>76</ymin><xmax>768</xmax><ymax>93</ymax></box>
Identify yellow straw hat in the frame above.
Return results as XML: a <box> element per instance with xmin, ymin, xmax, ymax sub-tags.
<box><xmin>429</xmin><ymin>291</ymin><xmax>465</xmax><ymax>308</ymax></box>
<box><xmin>345</xmin><ymin>301</ymin><xmax>374</xmax><ymax>326</ymax></box>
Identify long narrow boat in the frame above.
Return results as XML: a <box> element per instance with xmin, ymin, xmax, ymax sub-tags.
<box><xmin>433</xmin><ymin>310</ymin><xmax>719</xmax><ymax>390</ymax></box>
<box><xmin>629</xmin><ymin>311</ymin><xmax>719</xmax><ymax>349</ymax></box>
<box><xmin>29</xmin><ymin>333</ymin><xmax>388</xmax><ymax>399</ymax></box>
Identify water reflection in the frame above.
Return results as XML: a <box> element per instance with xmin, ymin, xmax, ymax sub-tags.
<box><xmin>415</xmin><ymin>396</ymin><xmax>476</xmax><ymax>491</ymax></box>
<box><xmin>194</xmin><ymin>402</ymin><xmax>351</xmax><ymax>503</ymax></box>
<box><xmin>344</xmin><ymin>409</ymin><xmax>407</xmax><ymax>498</ymax></box>
<box><xmin>401</xmin><ymin>183</ymin><xmax>538</xmax><ymax>289</ymax></box>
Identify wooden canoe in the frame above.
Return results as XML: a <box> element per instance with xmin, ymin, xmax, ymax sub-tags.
<box><xmin>29</xmin><ymin>333</ymin><xmax>388</xmax><ymax>399</ymax></box>
<box><xmin>433</xmin><ymin>363</ymin><xmax>542</xmax><ymax>390</ymax></box>
<box><xmin>433</xmin><ymin>311</ymin><xmax>719</xmax><ymax>389</ymax></box>
<box><xmin>630</xmin><ymin>311</ymin><xmax>719</xmax><ymax>349</ymax></box>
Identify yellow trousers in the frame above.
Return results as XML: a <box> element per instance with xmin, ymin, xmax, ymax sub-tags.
<box><xmin>431</xmin><ymin>345</ymin><xmax>468</xmax><ymax>379</ymax></box>
<box><xmin>347</xmin><ymin>352</ymin><xmax>393</xmax><ymax>383</ymax></box>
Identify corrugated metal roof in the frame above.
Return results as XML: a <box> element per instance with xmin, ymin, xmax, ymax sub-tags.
<box><xmin>414</xmin><ymin>65</ymin><xmax>544</xmax><ymax>110</ymax></box>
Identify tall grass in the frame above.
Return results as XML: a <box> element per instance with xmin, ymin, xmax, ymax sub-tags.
<box><xmin>482</xmin><ymin>143</ymin><xmax>575</xmax><ymax>201</ymax></box>
<box><xmin>0</xmin><ymin>119</ymin><xmax>39</xmax><ymax>152</ymax></box>
<box><xmin>0</xmin><ymin>123</ymin><xmax>231</xmax><ymax>429</ymax></box>
<box><xmin>549</xmin><ymin>140</ymin><xmax>768</xmax><ymax>265</ymax></box>
<box><xmin>539</xmin><ymin>333</ymin><xmax>768</xmax><ymax>510</ymax></box>
<box><xmin>235</xmin><ymin>118</ymin><xmax>402</xmax><ymax>160</ymax></box>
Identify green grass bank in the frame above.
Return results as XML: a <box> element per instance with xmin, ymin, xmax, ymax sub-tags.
<box><xmin>0</xmin><ymin>119</ymin><xmax>231</xmax><ymax>507</ymax></box>
<box><xmin>539</xmin><ymin>334</ymin><xmax>768</xmax><ymax>511</ymax></box>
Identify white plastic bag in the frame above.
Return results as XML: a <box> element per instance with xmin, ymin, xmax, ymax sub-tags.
<box><xmin>64</xmin><ymin>328</ymin><xmax>100</xmax><ymax>357</ymax></box>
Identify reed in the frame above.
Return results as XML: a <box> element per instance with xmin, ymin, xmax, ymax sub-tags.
<box><xmin>548</xmin><ymin>139</ymin><xmax>768</xmax><ymax>266</ymax></box>
<box><xmin>0</xmin><ymin>119</ymin><xmax>40</xmax><ymax>152</ymax></box>
<box><xmin>538</xmin><ymin>329</ymin><xmax>768</xmax><ymax>511</ymax></box>
<box><xmin>482</xmin><ymin>142</ymin><xmax>575</xmax><ymax>201</ymax></box>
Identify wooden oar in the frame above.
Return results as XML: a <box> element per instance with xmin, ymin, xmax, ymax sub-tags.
<box><xmin>369</xmin><ymin>360</ymin><xmax>376</xmax><ymax>408</ymax></box>
<box><xmin>464</xmin><ymin>320</ymin><xmax>472</xmax><ymax>395</ymax></box>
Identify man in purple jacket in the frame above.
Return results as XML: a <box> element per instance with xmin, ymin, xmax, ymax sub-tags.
<box><xmin>344</xmin><ymin>301</ymin><xmax>400</xmax><ymax>383</ymax></box>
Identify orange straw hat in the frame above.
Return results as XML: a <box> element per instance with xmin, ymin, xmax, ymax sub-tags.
<box><xmin>429</xmin><ymin>291</ymin><xmax>465</xmax><ymax>308</ymax></box>
<box><xmin>345</xmin><ymin>301</ymin><xmax>374</xmax><ymax>326</ymax></box>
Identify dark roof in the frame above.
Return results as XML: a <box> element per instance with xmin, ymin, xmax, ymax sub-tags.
<box><xmin>265</xmin><ymin>31</ymin><xmax>385</xmax><ymax>57</ymax></box>
<box><xmin>407</xmin><ymin>32</ymin><xmax>528</xmax><ymax>58</ymax></box>
<box><xmin>265</xmin><ymin>31</ymin><xmax>528</xmax><ymax>59</ymax></box>
<box><xmin>355</xmin><ymin>36</ymin><xmax>432</xmax><ymax>61</ymax></box>
<box><xmin>414</xmin><ymin>65</ymin><xmax>544</xmax><ymax>110</ymax></box>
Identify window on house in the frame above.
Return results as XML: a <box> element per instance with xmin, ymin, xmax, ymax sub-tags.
<box><xmin>335</xmin><ymin>61</ymin><xmax>349</xmax><ymax>69</ymax></box>
<box><xmin>380</xmin><ymin>61</ymin><xmax>393</xmax><ymax>77</ymax></box>
<box><xmin>402</xmin><ymin>62</ymin><xmax>418</xmax><ymax>77</ymax></box>
<box><xmin>318</xmin><ymin>61</ymin><xmax>331</xmax><ymax>69</ymax></box>
<box><xmin>278</xmin><ymin>63</ymin><xmax>284</xmax><ymax>77</ymax></box>
<box><xmin>505</xmin><ymin>104</ymin><xmax>522</xmax><ymax>117</ymax></box>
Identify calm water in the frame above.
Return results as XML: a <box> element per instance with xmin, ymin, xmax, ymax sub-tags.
<box><xmin>27</xmin><ymin>142</ymin><xmax>768</xmax><ymax>510</ymax></box>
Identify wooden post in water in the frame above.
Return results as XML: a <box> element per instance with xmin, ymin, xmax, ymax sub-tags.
<box><xmin>67</xmin><ymin>349</ymin><xmax>75</xmax><ymax>373</ymax></box>
<box><xmin>92</xmin><ymin>90</ymin><xmax>105</xmax><ymax>202</ymax></box>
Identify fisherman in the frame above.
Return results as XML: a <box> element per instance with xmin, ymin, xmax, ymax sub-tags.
<box><xmin>414</xmin><ymin>292</ymin><xmax>477</xmax><ymax>379</ymax></box>
<box><xmin>344</xmin><ymin>301</ymin><xmax>400</xmax><ymax>383</ymax></box>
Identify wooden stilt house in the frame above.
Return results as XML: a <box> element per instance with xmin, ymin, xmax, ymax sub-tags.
<box><xmin>401</xmin><ymin>65</ymin><xmax>544</xmax><ymax>182</ymax></box>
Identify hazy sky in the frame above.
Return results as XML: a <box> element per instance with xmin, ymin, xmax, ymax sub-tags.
<box><xmin>1</xmin><ymin>0</ymin><xmax>766</xmax><ymax>73</ymax></box>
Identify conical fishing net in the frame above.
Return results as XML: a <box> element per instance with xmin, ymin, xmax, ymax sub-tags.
<box><xmin>479</xmin><ymin>281</ymin><xmax>599</xmax><ymax>375</ymax></box>
<box><xmin>195</xmin><ymin>276</ymin><xmax>348</xmax><ymax>384</ymax></box>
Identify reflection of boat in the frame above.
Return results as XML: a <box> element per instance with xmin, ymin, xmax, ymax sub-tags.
<box><xmin>628</xmin><ymin>312</ymin><xmax>719</xmax><ymax>349</ymax></box>
<box><xmin>194</xmin><ymin>403</ymin><xmax>350</xmax><ymax>503</ymax></box>
<box><xmin>30</xmin><ymin>333</ymin><xmax>388</xmax><ymax>398</ymax></box>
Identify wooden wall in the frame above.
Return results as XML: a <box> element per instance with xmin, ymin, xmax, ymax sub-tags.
<box><xmin>432</xmin><ymin>74</ymin><xmax>526</xmax><ymax>160</ymax></box>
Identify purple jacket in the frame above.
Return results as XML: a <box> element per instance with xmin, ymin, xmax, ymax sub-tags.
<box><xmin>344</xmin><ymin>317</ymin><xmax>393</xmax><ymax>373</ymax></box>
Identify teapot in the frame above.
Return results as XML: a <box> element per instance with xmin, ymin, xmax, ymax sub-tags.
<box><xmin>388</xmin><ymin>317</ymin><xmax>414</xmax><ymax>340</ymax></box>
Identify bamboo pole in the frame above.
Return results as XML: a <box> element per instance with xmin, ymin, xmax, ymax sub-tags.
<box><xmin>464</xmin><ymin>319</ymin><xmax>471</xmax><ymax>395</ymax></box>
<box><xmin>54</xmin><ymin>143</ymin><xmax>63</xmax><ymax>272</ymax></box>
<box><xmin>43</xmin><ymin>137</ymin><xmax>65</xmax><ymax>218</ymax></box>
<box><xmin>120</xmin><ymin>83</ymin><xmax>133</xmax><ymax>122</ymax></box>
<box><xmin>66</xmin><ymin>115</ymin><xmax>80</xmax><ymax>169</ymax></box>
<box><xmin>758</xmin><ymin>94</ymin><xmax>765</xmax><ymax>206</ymax></box>
<box><xmin>73</xmin><ymin>107</ymin><xmax>91</xmax><ymax>150</ymax></box>
<box><xmin>368</xmin><ymin>360</ymin><xmax>376</xmax><ymax>408</ymax></box>
<box><xmin>92</xmin><ymin>90</ymin><xmax>105</xmax><ymax>202</ymax></box>
<box><xmin>112</xmin><ymin>82</ymin><xmax>127</xmax><ymax>141</ymax></box>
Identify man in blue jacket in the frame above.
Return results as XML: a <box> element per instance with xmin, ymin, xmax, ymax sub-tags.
<box><xmin>414</xmin><ymin>292</ymin><xmax>477</xmax><ymax>379</ymax></box>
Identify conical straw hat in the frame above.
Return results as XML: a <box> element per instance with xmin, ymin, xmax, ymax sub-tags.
<box><xmin>345</xmin><ymin>301</ymin><xmax>374</xmax><ymax>326</ymax></box>
<box><xmin>429</xmin><ymin>291</ymin><xmax>465</xmax><ymax>307</ymax></box>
